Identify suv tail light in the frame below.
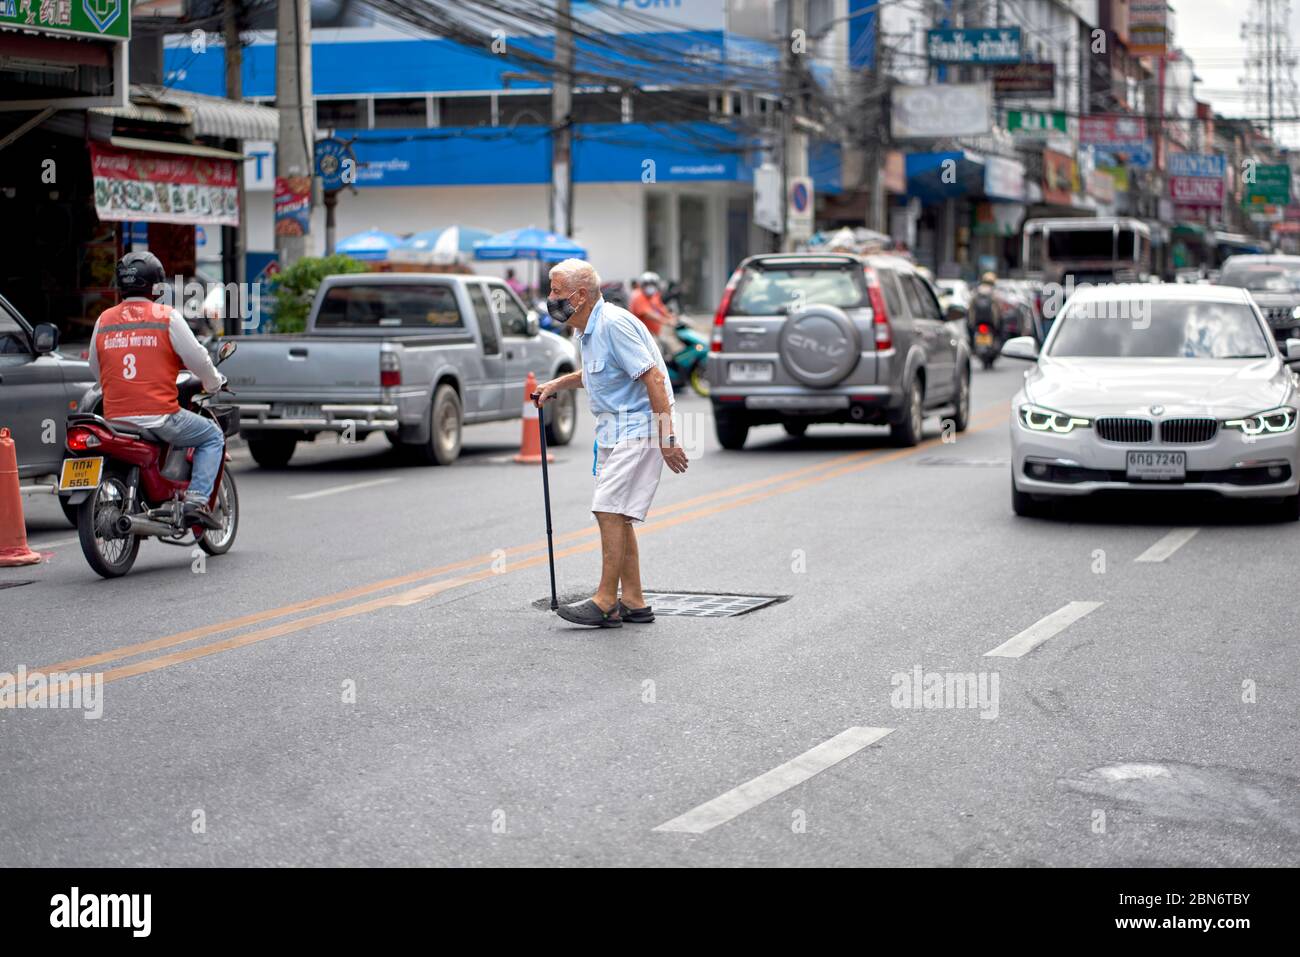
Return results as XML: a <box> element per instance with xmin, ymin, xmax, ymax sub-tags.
<box><xmin>711</xmin><ymin>268</ymin><xmax>743</xmax><ymax>353</ymax></box>
<box><xmin>864</xmin><ymin>268</ymin><xmax>893</xmax><ymax>350</ymax></box>
<box><xmin>380</xmin><ymin>351</ymin><xmax>401</xmax><ymax>387</ymax></box>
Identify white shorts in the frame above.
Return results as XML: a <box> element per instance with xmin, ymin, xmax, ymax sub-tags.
<box><xmin>592</xmin><ymin>437</ymin><xmax>664</xmax><ymax>523</ymax></box>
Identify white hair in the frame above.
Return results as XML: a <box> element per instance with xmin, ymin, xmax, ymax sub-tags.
<box><xmin>549</xmin><ymin>258</ymin><xmax>600</xmax><ymax>295</ymax></box>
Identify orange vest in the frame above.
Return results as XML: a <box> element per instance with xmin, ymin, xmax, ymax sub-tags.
<box><xmin>95</xmin><ymin>301</ymin><xmax>183</xmax><ymax>419</ymax></box>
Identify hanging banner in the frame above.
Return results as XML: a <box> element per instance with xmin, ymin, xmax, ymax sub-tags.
<box><xmin>1244</xmin><ymin>164</ymin><xmax>1292</xmax><ymax>207</ymax></box>
<box><xmin>274</xmin><ymin>176</ymin><xmax>312</xmax><ymax>237</ymax></box>
<box><xmin>1169</xmin><ymin>176</ymin><xmax>1225</xmax><ymax>206</ymax></box>
<box><xmin>891</xmin><ymin>83</ymin><xmax>992</xmax><ymax>139</ymax></box>
<box><xmin>90</xmin><ymin>142</ymin><xmax>238</xmax><ymax>226</ymax></box>
<box><xmin>1168</xmin><ymin>153</ymin><xmax>1226</xmax><ymax>178</ymax></box>
<box><xmin>1129</xmin><ymin>0</ymin><xmax>1168</xmax><ymax>56</ymax></box>
<box><xmin>1042</xmin><ymin>150</ymin><xmax>1078</xmax><ymax>206</ymax></box>
<box><xmin>993</xmin><ymin>62</ymin><xmax>1055</xmax><ymax>96</ymax></box>
<box><xmin>1</xmin><ymin>0</ymin><xmax>130</xmax><ymax>41</ymax></box>
<box><xmin>1007</xmin><ymin>110</ymin><xmax>1067</xmax><ymax>137</ymax></box>
<box><xmin>926</xmin><ymin>28</ymin><xmax>1022</xmax><ymax>64</ymax></box>
<box><xmin>1078</xmin><ymin>115</ymin><xmax>1147</xmax><ymax>148</ymax></box>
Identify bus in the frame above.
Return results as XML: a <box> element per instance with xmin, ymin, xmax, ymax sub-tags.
<box><xmin>1022</xmin><ymin>217</ymin><xmax>1153</xmax><ymax>286</ymax></box>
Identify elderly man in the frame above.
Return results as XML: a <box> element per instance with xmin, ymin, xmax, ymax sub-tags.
<box><xmin>535</xmin><ymin>259</ymin><xmax>688</xmax><ymax>628</ymax></box>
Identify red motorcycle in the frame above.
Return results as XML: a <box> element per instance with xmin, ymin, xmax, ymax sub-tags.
<box><xmin>57</xmin><ymin>341</ymin><xmax>241</xmax><ymax>578</ymax></box>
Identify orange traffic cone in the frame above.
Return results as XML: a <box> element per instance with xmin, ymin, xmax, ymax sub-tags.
<box><xmin>514</xmin><ymin>371</ymin><xmax>554</xmax><ymax>464</ymax></box>
<box><xmin>0</xmin><ymin>428</ymin><xmax>42</xmax><ymax>567</ymax></box>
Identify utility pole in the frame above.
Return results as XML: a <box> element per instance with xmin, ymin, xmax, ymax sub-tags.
<box><xmin>781</xmin><ymin>0</ymin><xmax>809</xmax><ymax>252</ymax></box>
<box><xmin>223</xmin><ymin>0</ymin><xmax>245</xmax><ymax>334</ymax></box>
<box><xmin>276</xmin><ymin>0</ymin><xmax>314</xmax><ymax>266</ymax></box>
<box><xmin>550</xmin><ymin>0</ymin><xmax>574</xmax><ymax>241</ymax></box>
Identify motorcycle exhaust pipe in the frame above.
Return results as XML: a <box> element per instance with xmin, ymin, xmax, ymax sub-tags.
<box><xmin>116</xmin><ymin>514</ymin><xmax>180</xmax><ymax>538</ymax></box>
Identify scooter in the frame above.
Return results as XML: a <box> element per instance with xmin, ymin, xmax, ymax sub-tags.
<box><xmin>973</xmin><ymin>320</ymin><xmax>1001</xmax><ymax>370</ymax></box>
<box><xmin>57</xmin><ymin>341</ymin><xmax>242</xmax><ymax>578</ymax></box>
<box><xmin>666</xmin><ymin>319</ymin><xmax>710</xmax><ymax>397</ymax></box>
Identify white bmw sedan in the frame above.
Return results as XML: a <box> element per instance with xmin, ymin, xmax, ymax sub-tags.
<box><xmin>1003</xmin><ymin>283</ymin><xmax>1300</xmax><ymax>519</ymax></box>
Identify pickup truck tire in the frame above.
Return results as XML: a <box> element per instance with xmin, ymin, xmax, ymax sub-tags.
<box><xmin>544</xmin><ymin>388</ymin><xmax>576</xmax><ymax>446</ymax></box>
<box><xmin>247</xmin><ymin>436</ymin><xmax>297</xmax><ymax>469</ymax></box>
<box><xmin>409</xmin><ymin>384</ymin><xmax>462</xmax><ymax>466</ymax></box>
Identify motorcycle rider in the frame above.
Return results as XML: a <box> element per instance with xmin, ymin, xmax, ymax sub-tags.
<box><xmin>629</xmin><ymin>271</ymin><xmax>678</xmax><ymax>354</ymax></box>
<box><xmin>969</xmin><ymin>270</ymin><xmax>1000</xmax><ymax>339</ymax></box>
<box><xmin>88</xmin><ymin>251</ymin><xmax>227</xmax><ymax>527</ymax></box>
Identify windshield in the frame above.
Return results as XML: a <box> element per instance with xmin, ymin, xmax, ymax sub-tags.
<box><xmin>730</xmin><ymin>265</ymin><xmax>867</xmax><ymax>315</ymax></box>
<box><xmin>1219</xmin><ymin>264</ymin><xmax>1300</xmax><ymax>293</ymax></box>
<box><xmin>1048</xmin><ymin>299</ymin><xmax>1272</xmax><ymax>359</ymax></box>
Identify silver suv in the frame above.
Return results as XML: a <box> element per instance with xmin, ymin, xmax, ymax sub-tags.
<box><xmin>706</xmin><ymin>253</ymin><xmax>972</xmax><ymax>449</ymax></box>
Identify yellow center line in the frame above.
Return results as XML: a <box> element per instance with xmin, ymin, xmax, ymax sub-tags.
<box><xmin>12</xmin><ymin>411</ymin><xmax>1008</xmax><ymax>705</ymax></box>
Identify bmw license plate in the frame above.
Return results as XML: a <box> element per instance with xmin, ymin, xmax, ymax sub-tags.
<box><xmin>1126</xmin><ymin>450</ymin><xmax>1186</xmax><ymax>481</ymax></box>
<box><xmin>59</xmin><ymin>457</ymin><xmax>103</xmax><ymax>491</ymax></box>
<box><xmin>729</xmin><ymin>361</ymin><xmax>773</xmax><ymax>384</ymax></box>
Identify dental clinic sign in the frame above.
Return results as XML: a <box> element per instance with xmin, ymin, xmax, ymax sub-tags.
<box><xmin>0</xmin><ymin>0</ymin><xmax>130</xmax><ymax>41</ymax></box>
<box><xmin>927</xmin><ymin>28</ymin><xmax>1022</xmax><ymax>64</ymax></box>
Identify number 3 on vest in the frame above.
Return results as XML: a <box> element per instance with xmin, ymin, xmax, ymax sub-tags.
<box><xmin>123</xmin><ymin>353</ymin><xmax>137</xmax><ymax>380</ymax></box>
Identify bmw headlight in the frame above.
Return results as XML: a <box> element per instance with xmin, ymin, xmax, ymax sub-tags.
<box><xmin>1222</xmin><ymin>407</ymin><xmax>1297</xmax><ymax>435</ymax></box>
<box><xmin>1018</xmin><ymin>403</ymin><xmax>1091</xmax><ymax>434</ymax></box>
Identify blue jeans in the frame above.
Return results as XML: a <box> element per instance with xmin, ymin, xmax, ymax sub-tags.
<box><xmin>152</xmin><ymin>409</ymin><xmax>224</xmax><ymax>500</ymax></box>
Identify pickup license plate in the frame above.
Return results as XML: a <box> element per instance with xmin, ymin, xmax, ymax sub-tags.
<box><xmin>729</xmin><ymin>361</ymin><xmax>773</xmax><ymax>384</ymax></box>
<box><xmin>280</xmin><ymin>404</ymin><xmax>318</xmax><ymax>419</ymax></box>
<box><xmin>1127</xmin><ymin>450</ymin><xmax>1186</xmax><ymax>481</ymax></box>
<box><xmin>59</xmin><ymin>457</ymin><xmax>103</xmax><ymax>491</ymax></box>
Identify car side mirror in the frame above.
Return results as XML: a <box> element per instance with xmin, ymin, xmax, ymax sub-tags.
<box><xmin>1001</xmin><ymin>336</ymin><xmax>1039</xmax><ymax>361</ymax></box>
<box><xmin>945</xmin><ymin>303</ymin><xmax>968</xmax><ymax>324</ymax></box>
<box><xmin>525</xmin><ymin>312</ymin><xmax>540</xmax><ymax>337</ymax></box>
<box><xmin>216</xmin><ymin>340</ymin><xmax>237</xmax><ymax>364</ymax></box>
<box><xmin>32</xmin><ymin>323</ymin><xmax>59</xmax><ymax>355</ymax></box>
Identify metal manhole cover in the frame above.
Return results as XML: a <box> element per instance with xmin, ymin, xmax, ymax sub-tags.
<box><xmin>532</xmin><ymin>591</ymin><xmax>789</xmax><ymax>617</ymax></box>
<box><xmin>0</xmin><ymin>581</ymin><xmax>35</xmax><ymax>589</ymax></box>
<box><xmin>642</xmin><ymin>592</ymin><xmax>787</xmax><ymax>617</ymax></box>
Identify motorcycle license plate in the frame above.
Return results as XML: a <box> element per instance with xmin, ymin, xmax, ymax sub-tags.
<box><xmin>975</xmin><ymin>332</ymin><xmax>993</xmax><ymax>347</ymax></box>
<box><xmin>1126</xmin><ymin>450</ymin><xmax>1186</xmax><ymax>481</ymax></box>
<box><xmin>59</xmin><ymin>457</ymin><xmax>103</xmax><ymax>491</ymax></box>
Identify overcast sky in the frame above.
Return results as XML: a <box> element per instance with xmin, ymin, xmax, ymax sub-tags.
<box><xmin>1174</xmin><ymin>0</ymin><xmax>1300</xmax><ymax>144</ymax></box>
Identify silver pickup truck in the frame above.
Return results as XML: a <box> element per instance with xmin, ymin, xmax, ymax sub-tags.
<box><xmin>219</xmin><ymin>273</ymin><xmax>579</xmax><ymax>467</ymax></box>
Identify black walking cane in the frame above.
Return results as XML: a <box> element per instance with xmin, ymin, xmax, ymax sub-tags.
<box><xmin>531</xmin><ymin>392</ymin><xmax>559</xmax><ymax>610</ymax></box>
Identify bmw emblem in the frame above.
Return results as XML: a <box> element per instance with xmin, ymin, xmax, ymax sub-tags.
<box><xmin>1150</xmin><ymin>405</ymin><xmax>1165</xmax><ymax>416</ymax></box>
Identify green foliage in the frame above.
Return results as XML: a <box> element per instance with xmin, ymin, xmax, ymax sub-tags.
<box><xmin>269</xmin><ymin>255</ymin><xmax>370</xmax><ymax>332</ymax></box>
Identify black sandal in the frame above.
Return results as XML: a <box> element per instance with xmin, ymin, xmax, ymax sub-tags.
<box><xmin>556</xmin><ymin>599</ymin><xmax>623</xmax><ymax>628</ymax></box>
<box><xmin>618</xmin><ymin>601</ymin><xmax>655</xmax><ymax>623</ymax></box>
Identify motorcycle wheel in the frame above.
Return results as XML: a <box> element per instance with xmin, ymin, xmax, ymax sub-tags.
<box><xmin>981</xmin><ymin>356</ymin><xmax>996</xmax><ymax>371</ymax></box>
<box><xmin>77</xmin><ymin>472</ymin><xmax>141</xmax><ymax>579</ymax></box>
<box><xmin>198</xmin><ymin>470</ymin><xmax>240</xmax><ymax>555</ymax></box>
<box><xmin>690</xmin><ymin>363</ymin><xmax>710</xmax><ymax>398</ymax></box>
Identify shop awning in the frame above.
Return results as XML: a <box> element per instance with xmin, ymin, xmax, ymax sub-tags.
<box><xmin>92</xmin><ymin>84</ymin><xmax>278</xmax><ymax>142</ymax></box>
<box><xmin>905</xmin><ymin>150</ymin><xmax>987</xmax><ymax>203</ymax></box>
<box><xmin>108</xmin><ymin>136</ymin><xmax>248</xmax><ymax>162</ymax></box>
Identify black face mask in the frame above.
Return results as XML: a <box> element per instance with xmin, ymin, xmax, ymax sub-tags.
<box><xmin>546</xmin><ymin>293</ymin><xmax>578</xmax><ymax>324</ymax></box>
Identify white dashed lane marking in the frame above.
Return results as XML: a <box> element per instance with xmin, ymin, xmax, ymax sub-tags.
<box><xmin>653</xmin><ymin>726</ymin><xmax>894</xmax><ymax>834</ymax></box>
<box><xmin>984</xmin><ymin>601</ymin><xmax>1104</xmax><ymax>659</ymax></box>
<box><xmin>1135</xmin><ymin>527</ymin><xmax>1200</xmax><ymax>563</ymax></box>
<box><xmin>289</xmin><ymin>478</ymin><xmax>399</xmax><ymax>501</ymax></box>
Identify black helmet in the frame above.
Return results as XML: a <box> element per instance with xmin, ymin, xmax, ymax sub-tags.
<box><xmin>116</xmin><ymin>251</ymin><xmax>165</xmax><ymax>297</ymax></box>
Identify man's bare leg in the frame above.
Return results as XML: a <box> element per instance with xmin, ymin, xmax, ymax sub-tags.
<box><xmin>619</xmin><ymin>519</ymin><xmax>646</xmax><ymax>609</ymax></box>
<box><xmin>593</xmin><ymin>511</ymin><xmax>627</xmax><ymax>612</ymax></box>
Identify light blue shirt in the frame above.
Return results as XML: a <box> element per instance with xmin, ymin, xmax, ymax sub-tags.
<box><xmin>579</xmin><ymin>298</ymin><xmax>674</xmax><ymax>447</ymax></box>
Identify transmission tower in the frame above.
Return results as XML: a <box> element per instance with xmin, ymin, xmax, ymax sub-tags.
<box><xmin>1243</xmin><ymin>0</ymin><xmax>1299</xmax><ymax>139</ymax></box>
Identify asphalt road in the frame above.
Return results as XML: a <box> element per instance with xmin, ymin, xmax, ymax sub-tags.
<box><xmin>3</xmin><ymin>363</ymin><xmax>1298</xmax><ymax>866</ymax></box>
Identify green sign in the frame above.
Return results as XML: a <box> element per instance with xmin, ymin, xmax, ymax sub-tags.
<box><xmin>1245</xmin><ymin>164</ymin><xmax>1291</xmax><ymax>207</ymax></box>
<box><xmin>1007</xmin><ymin>110</ymin><xmax>1067</xmax><ymax>138</ymax></box>
<box><xmin>0</xmin><ymin>0</ymin><xmax>130</xmax><ymax>42</ymax></box>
